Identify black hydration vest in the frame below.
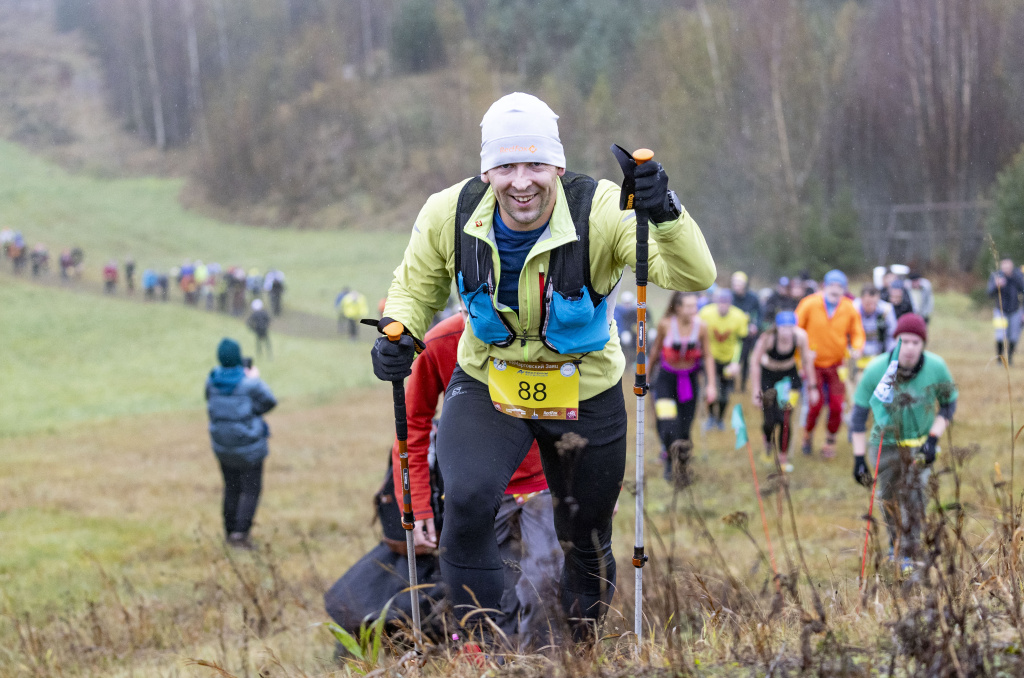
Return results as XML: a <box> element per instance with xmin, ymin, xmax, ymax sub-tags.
<box><xmin>454</xmin><ymin>172</ymin><xmax>615</xmax><ymax>354</ymax></box>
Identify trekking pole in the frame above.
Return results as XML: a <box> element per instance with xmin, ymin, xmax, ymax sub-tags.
<box><xmin>383</xmin><ymin>321</ymin><xmax>422</xmax><ymax>640</ymax></box>
<box><xmin>610</xmin><ymin>145</ymin><xmax>655</xmax><ymax>646</ymax></box>
<box><xmin>858</xmin><ymin>435</ymin><xmax>886</xmax><ymax>594</ymax></box>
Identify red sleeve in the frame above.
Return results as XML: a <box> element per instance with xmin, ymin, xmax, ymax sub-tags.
<box><xmin>391</xmin><ymin>320</ymin><xmax>461</xmax><ymax>521</ymax></box>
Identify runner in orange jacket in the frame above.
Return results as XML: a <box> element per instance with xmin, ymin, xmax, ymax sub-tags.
<box><xmin>795</xmin><ymin>269</ymin><xmax>865</xmax><ymax>458</ymax></box>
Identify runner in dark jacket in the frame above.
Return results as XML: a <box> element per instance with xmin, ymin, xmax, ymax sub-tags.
<box><xmin>246</xmin><ymin>299</ymin><xmax>273</xmax><ymax>358</ymax></box>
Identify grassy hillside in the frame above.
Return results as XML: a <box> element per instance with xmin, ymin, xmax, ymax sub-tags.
<box><xmin>0</xmin><ymin>140</ymin><xmax>412</xmax><ymax>318</ymax></box>
<box><xmin>0</xmin><ymin>276</ymin><xmax>378</xmax><ymax>437</ymax></box>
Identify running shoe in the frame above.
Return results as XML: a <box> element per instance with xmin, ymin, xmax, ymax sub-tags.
<box><xmin>227</xmin><ymin>532</ymin><xmax>255</xmax><ymax>550</ymax></box>
<box><xmin>821</xmin><ymin>435</ymin><xmax>837</xmax><ymax>459</ymax></box>
<box><xmin>801</xmin><ymin>438</ymin><xmax>812</xmax><ymax>456</ymax></box>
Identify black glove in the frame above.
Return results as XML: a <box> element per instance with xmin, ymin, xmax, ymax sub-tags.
<box><xmin>853</xmin><ymin>455</ymin><xmax>873</xmax><ymax>489</ymax></box>
<box><xmin>918</xmin><ymin>435</ymin><xmax>939</xmax><ymax>465</ymax></box>
<box><xmin>371</xmin><ymin>334</ymin><xmax>415</xmax><ymax>381</ymax></box>
<box><xmin>369</xmin><ymin>317</ymin><xmax>420</xmax><ymax>382</ymax></box>
<box><xmin>633</xmin><ymin>160</ymin><xmax>676</xmax><ymax>223</ymax></box>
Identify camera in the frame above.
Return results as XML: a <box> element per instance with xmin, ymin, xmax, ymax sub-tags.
<box><xmin>242</xmin><ymin>357</ymin><xmax>253</xmax><ymax>369</ymax></box>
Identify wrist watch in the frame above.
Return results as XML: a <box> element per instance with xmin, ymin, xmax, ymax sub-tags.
<box><xmin>660</xmin><ymin>190</ymin><xmax>682</xmax><ymax>222</ymax></box>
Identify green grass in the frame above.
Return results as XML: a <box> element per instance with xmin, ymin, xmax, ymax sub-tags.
<box><xmin>0</xmin><ymin>139</ymin><xmax>412</xmax><ymax>317</ymax></box>
<box><xmin>0</xmin><ymin>276</ymin><xmax>377</xmax><ymax>437</ymax></box>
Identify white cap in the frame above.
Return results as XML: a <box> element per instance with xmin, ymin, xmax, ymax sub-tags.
<box><xmin>480</xmin><ymin>92</ymin><xmax>565</xmax><ymax>173</ymax></box>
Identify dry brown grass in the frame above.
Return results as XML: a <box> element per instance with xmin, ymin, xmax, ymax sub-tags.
<box><xmin>3</xmin><ymin>292</ymin><xmax>1024</xmax><ymax>676</ymax></box>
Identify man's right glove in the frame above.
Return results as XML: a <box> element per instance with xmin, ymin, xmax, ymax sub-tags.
<box><xmin>369</xmin><ymin>317</ymin><xmax>417</xmax><ymax>382</ymax></box>
<box><xmin>633</xmin><ymin>160</ymin><xmax>678</xmax><ymax>223</ymax></box>
<box><xmin>853</xmin><ymin>455</ymin><xmax>873</xmax><ymax>489</ymax></box>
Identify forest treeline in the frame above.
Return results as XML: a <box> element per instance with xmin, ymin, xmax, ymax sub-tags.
<box><xmin>55</xmin><ymin>0</ymin><xmax>1024</xmax><ymax>274</ymax></box>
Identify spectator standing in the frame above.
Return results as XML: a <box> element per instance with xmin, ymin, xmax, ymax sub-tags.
<box><xmin>988</xmin><ymin>257</ymin><xmax>1024</xmax><ymax>365</ymax></box>
<box><xmin>205</xmin><ymin>338</ymin><xmax>277</xmax><ymax>549</ymax></box>
<box><xmin>142</xmin><ymin>269</ymin><xmax>158</xmax><ymax>300</ymax></box>
<box><xmin>103</xmin><ymin>261</ymin><xmax>118</xmax><ymax>293</ymax></box>
<box><xmin>157</xmin><ymin>272</ymin><xmax>170</xmax><ymax>301</ymax></box>
<box><xmin>125</xmin><ymin>258</ymin><xmax>136</xmax><ymax>293</ymax></box>
<box><xmin>907</xmin><ymin>272</ymin><xmax>933</xmax><ymax>323</ymax></box>
<box><xmin>265</xmin><ymin>270</ymin><xmax>286</xmax><ymax>316</ymax></box>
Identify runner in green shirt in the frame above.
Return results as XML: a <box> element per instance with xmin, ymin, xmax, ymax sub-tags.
<box><xmin>850</xmin><ymin>314</ymin><xmax>957</xmax><ymax>567</ymax></box>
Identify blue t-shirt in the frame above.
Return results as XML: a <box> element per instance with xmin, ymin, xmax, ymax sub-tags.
<box><xmin>493</xmin><ymin>210</ymin><xmax>545</xmax><ymax>310</ymax></box>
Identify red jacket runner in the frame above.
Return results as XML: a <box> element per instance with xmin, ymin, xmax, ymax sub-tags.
<box><xmin>391</xmin><ymin>313</ymin><xmax>547</xmax><ymax>521</ymax></box>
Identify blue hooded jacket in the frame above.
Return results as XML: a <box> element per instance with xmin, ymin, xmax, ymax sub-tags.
<box><xmin>205</xmin><ymin>366</ymin><xmax>277</xmax><ymax>466</ymax></box>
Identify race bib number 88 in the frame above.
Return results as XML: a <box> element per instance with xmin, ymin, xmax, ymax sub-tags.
<box><xmin>488</xmin><ymin>359</ymin><xmax>580</xmax><ymax>420</ymax></box>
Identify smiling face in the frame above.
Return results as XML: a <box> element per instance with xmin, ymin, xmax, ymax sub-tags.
<box><xmin>482</xmin><ymin>162</ymin><xmax>565</xmax><ymax>231</ymax></box>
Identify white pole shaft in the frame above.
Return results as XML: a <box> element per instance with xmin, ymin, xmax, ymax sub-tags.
<box><xmin>635</xmin><ymin>394</ymin><xmax>645</xmax><ymax>643</ymax></box>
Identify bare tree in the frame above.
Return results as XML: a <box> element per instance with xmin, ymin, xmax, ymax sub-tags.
<box><xmin>180</xmin><ymin>0</ymin><xmax>209</xmax><ymax>151</ymax></box>
<box><xmin>138</xmin><ymin>0</ymin><xmax>166</xmax><ymax>149</ymax></box>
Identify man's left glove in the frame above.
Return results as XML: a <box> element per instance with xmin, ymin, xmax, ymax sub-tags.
<box><xmin>918</xmin><ymin>435</ymin><xmax>939</xmax><ymax>465</ymax></box>
<box><xmin>633</xmin><ymin>160</ymin><xmax>678</xmax><ymax>223</ymax></box>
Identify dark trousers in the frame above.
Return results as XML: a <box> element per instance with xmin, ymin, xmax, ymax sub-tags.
<box><xmin>876</xmin><ymin>446</ymin><xmax>931</xmax><ymax>557</ymax></box>
<box><xmin>219</xmin><ymin>459</ymin><xmax>264</xmax><ymax>535</ymax></box>
<box><xmin>653</xmin><ymin>366</ymin><xmax>699</xmax><ymax>475</ymax></box>
<box><xmin>709</xmin><ymin>360</ymin><xmax>733</xmax><ymax>420</ymax></box>
<box><xmin>254</xmin><ymin>333</ymin><xmax>272</xmax><ymax>358</ymax></box>
<box><xmin>739</xmin><ymin>333</ymin><xmax>757</xmax><ymax>391</ymax></box>
<box><xmin>435</xmin><ymin>367</ymin><xmax>626</xmax><ymax>636</ymax></box>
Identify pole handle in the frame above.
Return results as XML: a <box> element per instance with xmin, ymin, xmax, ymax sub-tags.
<box><xmin>632</xmin><ymin>149</ymin><xmax>652</xmax><ymax>287</ymax></box>
<box><xmin>633</xmin><ymin>148</ymin><xmax>654</xmax><ymax>165</ymax></box>
<box><xmin>384</xmin><ymin>320</ymin><xmax>404</xmax><ymax>342</ymax></box>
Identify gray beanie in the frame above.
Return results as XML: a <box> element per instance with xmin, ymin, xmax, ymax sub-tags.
<box><xmin>480</xmin><ymin>93</ymin><xmax>566</xmax><ymax>173</ymax></box>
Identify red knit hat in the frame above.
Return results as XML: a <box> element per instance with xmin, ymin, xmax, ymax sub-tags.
<box><xmin>894</xmin><ymin>313</ymin><xmax>927</xmax><ymax>343</ymax></box>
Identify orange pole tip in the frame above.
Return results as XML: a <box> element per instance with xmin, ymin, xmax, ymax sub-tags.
<box><xmin>633</xmin><ymin>148</ymin><xmax>654</xmax><ymax>165</ymax></box>
<box><xmin>384</xmin><ymin>320</ymin><xmax>405</xmax><ymax>341</ymax></box>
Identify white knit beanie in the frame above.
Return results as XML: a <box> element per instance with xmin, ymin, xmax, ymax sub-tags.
<box><xmin>480</xmin><ymin>92</ymin><xmax>566</xmax><ymax>173</ymax></box>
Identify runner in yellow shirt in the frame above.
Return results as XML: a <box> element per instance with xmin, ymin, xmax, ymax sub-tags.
<box><xmin>698</xmin><ymin>288</ymin><xmax>749</xmax><ymax>430</ymax></box>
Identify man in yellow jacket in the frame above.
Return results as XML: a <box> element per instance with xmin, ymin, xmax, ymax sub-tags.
<box><xmin>796</xmin><ymin>269</ymin><xmax>865</xmax><ymax>458</ymax></box>
<box><xmin>369</xmin><ymin>92</ymin><xmax>716</xmax><ymax>642</ymax></box>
